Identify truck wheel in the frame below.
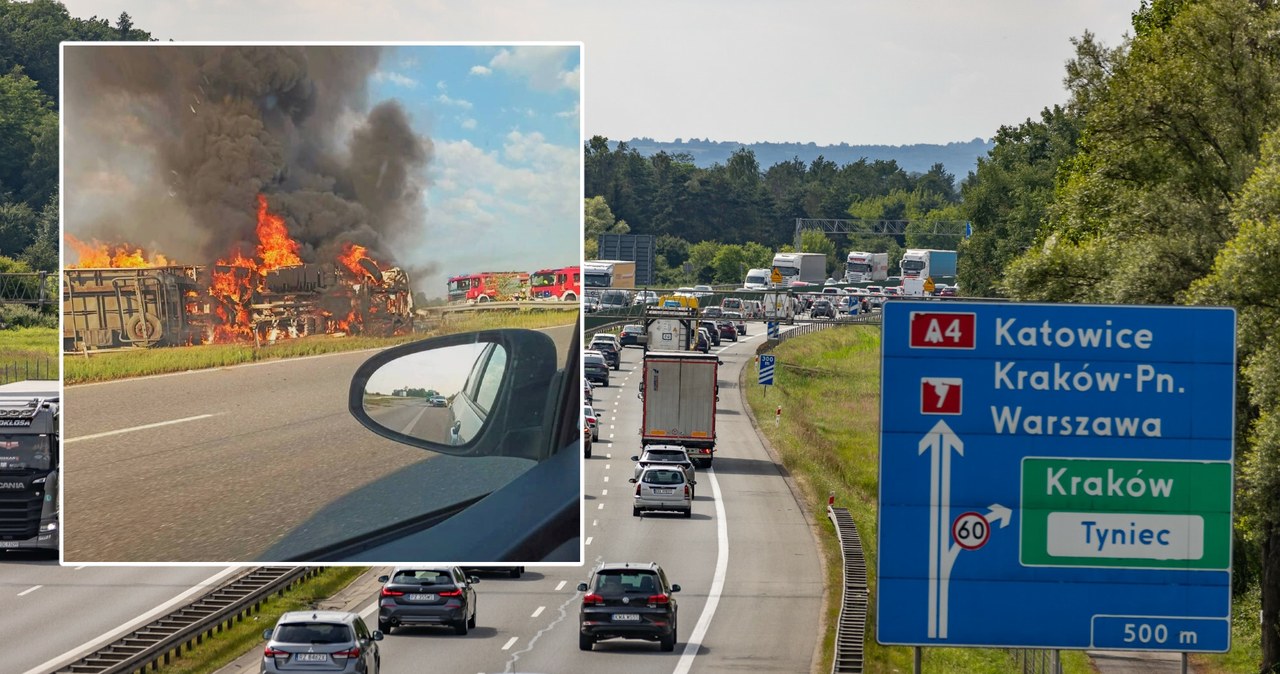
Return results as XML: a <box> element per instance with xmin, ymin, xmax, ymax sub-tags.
<box><xmin>125</xmin><ymin>314</ymin><xmax>163</xmax><ymax>346</ymax></box>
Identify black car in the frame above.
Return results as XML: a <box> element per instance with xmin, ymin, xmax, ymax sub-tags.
<box><xmin>584</xmin><ymin>351</ymin><xmax>610</xmax><ymax>387</ymax></box>
<box><xmin>578</xmin><ymin>562</ymin><xmax>680</xmax><ymax>652</ymax></box>
<box><xmin>698</xmin><ymin>320</ymin><xmax>721</xmax><ymax>346</ymax></box>
<box><xmin>377</xmin><ymin>567</ymin><xmax>479</xmax><ymax>635</ymax></box>
<box><xmin>701</xmin><ymin>306</ymin><xmax>723</xmax><ymax>319</ymax></box>
<box><xmin>811</xmin><ymin>298</ymin><xmax>835</xmax><ymax>319</ymax></box>
<box><xmin>618</xmin><ymin>324</ymin><xmax>647</xmax><ymax>347</ymax></box>
<box><xmin>695</xmin><ymin>329</ymin><xmax>711</xmax><ymax>353</ymax></box>
<box><xmin>590</xmin><ymin>338</ymin><xmax>622</xmax><ymax>370</ymax></box>
<box><xmin>715</xmin><ymin>320</ymin><xmax>737</xmax><ymax>342</ymax></box>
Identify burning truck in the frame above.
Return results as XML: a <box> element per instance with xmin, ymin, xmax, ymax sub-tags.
<box><xmin>63</xmin><ymin>197</ymin><xmax>414</xmax><ymax>350</ymax></box>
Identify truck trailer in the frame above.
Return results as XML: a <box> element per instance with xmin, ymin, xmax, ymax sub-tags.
<box><xmin>639</xmin><ymin>351</ymin><xmax>719</xmax><ymax>468</ymax></box>
<box><xmin>582</xmin><ymin>260</ymin><xmax>637</xmax><ymax>289</ymax></box>
<box><xmin>770</xmin><ymin>252</ymin><xmax>826</xmax><ymax>286</ymax></box>
<box><xmin>0</xmin><ymin>382</ymin><xmax>59</xmax><ymax>555</ymax></box>
<box><xmin>899</xmin><ymin>249</ymin><xmax>957</xmax><ymax>281</ymax></box>
<box><xmin>844</xmin><ymin>251</ymin><xmax>889</xmax><ymax>283</ymax></box>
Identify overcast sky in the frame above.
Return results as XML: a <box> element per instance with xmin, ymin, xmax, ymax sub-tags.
<box><xmin>64</xmin><ymin>0</ymin><xmax>1134</xmax><ymax>146</ymax></box>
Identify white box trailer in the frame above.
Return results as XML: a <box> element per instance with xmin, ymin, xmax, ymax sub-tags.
<box><xmin>640</xmin><ymin>351</ymin><xmax>718</xmax><ymax>467</ymax></box>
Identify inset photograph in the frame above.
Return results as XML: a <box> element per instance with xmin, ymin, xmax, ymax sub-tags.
<box><xmin>60</xmin><ymin>43</ymin><xmax>582</xmax><ymax>563</ymax></box>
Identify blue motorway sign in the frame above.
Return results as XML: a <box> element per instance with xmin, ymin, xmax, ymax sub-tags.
<box><xmin>759</xmin><ymin>354</ymin><xmax>776</xmax><ymax>386</ymax></box>
<box><xmin>876</xmin><ymin>301</ymin><xmax>1236</xmax><ymax>651</ymax></box>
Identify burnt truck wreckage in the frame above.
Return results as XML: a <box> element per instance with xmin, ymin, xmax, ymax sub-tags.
<box><xmin>63</xmin><ymin>260</ymin><xmax>414</xmax><ymax>351</ymax></box>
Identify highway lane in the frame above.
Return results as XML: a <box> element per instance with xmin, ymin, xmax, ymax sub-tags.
<box><xmin>354</xmin><ymin>331</ymin><xmax>823</xmax><ymax>673</ymax></box>
<box><xmin>0</xmin><ymin>561</ymin><xmax>234</xmax><ymax>674</ymax></box>
<box><xmin>63</xmin><ymin>325</ymin><xmax>575</xmax><ymax>563</ymax></box>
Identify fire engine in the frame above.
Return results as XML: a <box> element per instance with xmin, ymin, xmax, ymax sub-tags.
<box><xmin>530</xmin><ymin>265</ymin><xmax>580</xmax><ymax>301</ymax></box>
<box><xmin>447</xmin><ymin>272</ymin><xmax>531</xmax><ymax>304</ymax></box>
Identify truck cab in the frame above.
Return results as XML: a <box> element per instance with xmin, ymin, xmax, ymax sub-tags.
<box><xmin>0</xmin><ymin>386</ymin><xmax>60</xmax><ymax>556</ymax></box>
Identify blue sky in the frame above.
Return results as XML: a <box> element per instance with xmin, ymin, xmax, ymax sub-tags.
<box><xmin>366</xmin><ymin>45</ymin><xmax>581</xmax><ymax>297</ymax></box>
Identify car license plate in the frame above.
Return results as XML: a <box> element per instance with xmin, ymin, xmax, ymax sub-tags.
<box><xmin>653</xmin><ymin>488</ymin><xmax>674</xmax><ymax>494</ymax></box>
<box><xmin>613</xmin><ymin>613</ymin><xmax>641</xmax><ymax>621</ymax></box>
<box><xmin>408</xmin><ymin>593</ymin><xmax>437</xmax><ymax>601</ymax></box>
<box><xmin>294</xmin><ymin>653</ymin><xmax>328</xmax><ymax>662</ymax></box>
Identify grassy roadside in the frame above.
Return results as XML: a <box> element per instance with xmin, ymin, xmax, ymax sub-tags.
<box><xmin>742</xmin><ymin>325</ymin><xmax>1094</xmax><ymax>674</ymax></box>
<box><xmin>150</xmin><ymin>567</ymin><xmax>369</xmax><ymax>674</ymax></box>
<box><xmin>65</xmin><ymin>309</ymin><xmax>578</xmax><ymax>384</ymax></box>
<box><xmin>0</xmin><ymin>326</ymin><xmax>58</xmax><ymax>382</ymax></box>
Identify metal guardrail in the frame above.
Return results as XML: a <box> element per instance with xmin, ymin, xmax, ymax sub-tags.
<box><xmin>0</xmin><ymin>272</ymin><xmax>56</xmax><ymax>308</ymax></box>
<box><xmin>53</xmin><ymin>566</ymin><xmax>318</xmax><ymax>674</ymax></box>
<box><xmin>828</xmin><ymin>505</ymin><xmax>869</xmax><ymax>673</ymax></box>
<box><xmin>432</xmin><ymin>299</ymin><xmax>580</xmax><ymax>313</ymax></box>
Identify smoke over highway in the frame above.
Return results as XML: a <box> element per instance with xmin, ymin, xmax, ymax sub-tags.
<box><xmin>63</xmin><ymin>45</ymin><xmax>432</xmax><ymax>267</ymax></box>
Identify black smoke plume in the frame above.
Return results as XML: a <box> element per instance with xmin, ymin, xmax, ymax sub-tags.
<box><xmin>63</xmin><ymin>45</ymin><xmax>431</xmax><ymax>266</ymax></box>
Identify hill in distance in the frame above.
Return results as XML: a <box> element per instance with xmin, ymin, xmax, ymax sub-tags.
<box><xmin>618</xmin><ymin>137</ymin><xmax>995</xmax><ymax>177</ymax></box>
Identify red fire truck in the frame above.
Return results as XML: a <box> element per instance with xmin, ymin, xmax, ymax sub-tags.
<box><xmin>446</xmin><ymin>272</ymin><xmax>531</xmax><ymax>304</ymax></box>
<box><xmin>530</xmin><ymin>265</ymin><xmax>580</xmax><ymax>302</ymax></box>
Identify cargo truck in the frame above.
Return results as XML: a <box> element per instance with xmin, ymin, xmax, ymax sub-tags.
<box><xmin>899</xmin><ymin>249</ymin><xmax>957</xmax><ymax>281</ymax></box>
<box><xmin>770</xmin><ymin>252</ymin><xmax>826</xmax><ymax>286</ymax></box>
<box><xmin>639</xmin><ymin>351</ymin><xmax>718</xmax><ymax>468</ymax></box>
<box><xmin>0</xmin><ymin>382</ymin><xmax>60</xmax><ymax>556</ymax></box>
<box><xmin>844</xmin><ymin>251</ymin><xmax>889</xmax><ymax>283</ymax></box>
<box><xmin>583</xmin><ymin>260</ymin><xmax>637</xmax><ymax>289</ymax></box>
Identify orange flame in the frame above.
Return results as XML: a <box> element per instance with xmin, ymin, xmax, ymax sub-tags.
<box><xmin>65</xmin><ymin>233</ymin><xmax>172</xmax><ymax>268</ymax></box>
<box><xmin>338</xmin><ymin>242</ymin><xmax>375</xmax><ymax>279</ymax></box>
<box><xmin>255</xmin><ymin>194</ymin><xmax>302</xmax><ymax>271</ymax></box>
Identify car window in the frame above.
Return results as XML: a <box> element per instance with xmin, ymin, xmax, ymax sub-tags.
<box><xmin>276</xmin><ymin>622</ymin><xmax>353</xmax><ymax>644</ymax></box>
<box><xmin>594</xmin><ymin>570</ymin><xmax>661</xmax><ymax>596</ymax></box>
<box><xmin>585</xmin><ymin>353</ymin><xmax>605</xmax><ymax>365</ymax></box>
<box><xmin>354</xmin><ymin>617</ymin><xmax>371</xmax><ymax>640</ymax></box>
<box><xmin>392</xmin><ymin>569</ymin><xmax>451</xmax><ymax>584</ymax></box>
<box><xmin>643</xmin><ymin>469</ymin><xmax>684</xmax><ymax>485</ymax></box>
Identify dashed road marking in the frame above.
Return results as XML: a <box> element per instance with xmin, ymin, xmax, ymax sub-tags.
<box><xmin>555</xmin><ymin>580</ymin><xmax>567</xmax><ymax>591</ymax></box>
<box><xmin>17</xmin><ymin>585</ymin><xmax>41</xmax><ymax>597</ymax></box>
<box><xmin>502</xmin><ymin>636</ymin><xmax>519</xmax><ymax>650</ymax></box>
<box><xmin>531</xmin><ymin>606</ymin><xmax>545</xmax><ymax>618</ymax></box>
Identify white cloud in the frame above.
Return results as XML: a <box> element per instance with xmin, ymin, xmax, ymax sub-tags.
<box><xmin>555</xmin><ymin>101</ymin><xmax>580</xmax><ymax>120</ymax></box>
<box><xmin>469</xmin><ymin>65</ymin><xmax>492</xmax><ymax>76</ymax></box>
<box><xmin>372</xmin><ymin>70</ymin><xmax>417</xmax><ymax>88</ymax></box>
<box><xmin>461</xmin><ymin>118</ymin><xmax>477</xmax><ymax>130</ymax></box>
<box><xmin>435</xmin><ymin>93</ymin><xmax>473</xmax><ymax>110</ymax></box>
<box><xmin>436</xmin><ymin>80</ymin><xmax>447</xmax><ymax>91</ymax></box>
<box><xmin>487</xmin><ymin>46</ymin><xmax>580</xmax><ymax>92</ymax></box>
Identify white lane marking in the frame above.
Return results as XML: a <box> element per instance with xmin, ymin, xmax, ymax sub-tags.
<box><xmin>65</xmin><ymin>414</ymin><xmax>221</xmax><ymax>443</ymax></box>
<box><xmin>24</xmin><ymin>567</ymin><xmax>241</xmax><ymax>674</ymax></box>
<box><xmin>502</xmin><ymin>636</ymin><xmax>519</xmax><ymax>650</ymax></box>
<box><xmin>17</xmin><ymin>585</ymin><xmax>41</xmax><ymax>597</ymax></box>
<box><xmin>606</xmin><ymin>454</ymin><xmax>612</xmax><ymax>459</ymax></box>
<box><xmin>555</xmin><ymin>580</ymin><xmax>567</xmax><ymax>591</ymax></box>
<box><xmin>531</xmin><ymin>606</ymin><xmax>545</xmax><ymax>618</ymax></box>
<box><xmin>401</xmin><ymin>405</ymin><xmax>431</xmax><ymax>436</ymax></box>
<box><xmin>597</xmin><ymin>503</ymin><xmax>604</xmax><ymax>510</ymax></box>
<box><xmin>603</xmin><ymin>476</ymin><xmax>609</xmax><ymax>482</ymax></box>
<box><xmin>605</xmin><ymin>464</ymin><xmax>610</xmax><ymax>470</ymax></box>
<box><xmin>673</xmin><ymin>466</ymin><xmax>729</xmax><ymax>674</ymax></box>
<box><xmin>74</xmin><ymin>566</ymin><xmax>87</xmax><ymax>570</ymax></box>
<box><xmin>592</xmin><ymin>519</ymin><xmax>598</xmax><ymax>526</ymax></box>
<box><xmin>359</xmin><ymin>599</ymin><xmax>378</xmax><ymax>621</ymax></box>
<box><xmin>601</xmin><ymin>489</ymin><xmax>607</xmax><ymax>496</ymax></box>
<box><xmin>503</xmin><ymin>581</ymin><xmax>582</xmax><ymax>673</ymax></box>
<box><xmin>585</xmin><ymin>537</ymin><xmax>594</xmax><ymax>545</ymax></box>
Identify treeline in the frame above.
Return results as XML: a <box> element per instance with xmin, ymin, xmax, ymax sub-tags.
<box><xmin>584</xmin><ymin>136</ymin><xmax>965</xmax><ymax>285</ymax></box>
<box><xmin>0</xmin><ymin>0</ymin><xmax>151</xmax><ymax>326</ymax></box>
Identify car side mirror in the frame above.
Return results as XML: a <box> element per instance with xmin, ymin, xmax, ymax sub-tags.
<box><xmin>630</xmin><ymin>455</ymin><xmax>639</xmax><ymax>462</ymax></box>
<box><xmin>371</xmin><ymin>631</ymin><xmax>384</xmax><ymax>641</ymax></box>
<box><xmin>469</xmin><ymin>576</ymin><xmax>480</xmax><ymax>584</ymax></box>
<box><xmin>262</xmin><ymin>628</ymin><xmax>273</xmax><ymax>640</ymax></box>
<box><xmin>377</xmin><ymin>575</ymin><xmax>389</xmax><ymax>583</ymax></box>
<box><xmin>348</xmin><ymin>329</ymin><xmax>558</xmax><ymax>458</ymax></box>
<box><xmin>577</xmin><ymin>582</ymin><xmax>589</xmax><ymax>592</ymax></box>
<box><xmin>671</xmin><ymin>584</ymin><xmax>681</xmax><ymax>593</ymax></box>
<box><xmin>628</xmin><ymin>478</ymin><xmax>637</xmax><ymax>483</ymax></box>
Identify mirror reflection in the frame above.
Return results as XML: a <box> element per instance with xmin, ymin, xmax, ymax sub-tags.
<box><xmin>362</xmin><ymin>342</ymin><xmax>509</xmax><ymax>446</ymax></box>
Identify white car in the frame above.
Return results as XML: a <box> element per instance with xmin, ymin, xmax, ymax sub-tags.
<box><xmin>630</xmin><ymin>465</ymin><xmax>693</xmax><ymax>518</ymax></box>
<box><xmin>633</xmin><ymin>290</ymin><xmax>659</xmax><ymax>305</ymax></box>
<box><xmin>584</xmin><ymin>404</ymin><xmax>599</xmax><ymax>441</ymax></box>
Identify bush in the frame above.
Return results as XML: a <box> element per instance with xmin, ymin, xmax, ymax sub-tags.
<box><xmin>0</xmin><ymin>304</ymin><xmax>57</xmax><ymax>329</ymax></box>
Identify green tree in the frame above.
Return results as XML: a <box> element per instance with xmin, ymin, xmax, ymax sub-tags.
<box><xmin>799</xmin><ymin>230</ymin><xmax>838</xmax><ymax>279</ymax></box>
<box><xmin>1188</xmin><ymin>128</ymin><xmax>1280</xmax><ymax>672</ymax></box>
<box><xmin>712</xmin><ymin>244</ymin><xmax>747</xmax><ymax>284</ymax></box>
<box><xmin>584</xmin><ymin>196</ymin><xmax>630</xmax><ymax>259</ymax></box>
<box><xmin>20</xmin><ymin>190</ymin><xmax>57</xmax><ymax>272</ymax></box>
<box><xmin>0</xmin><ymin>201</ymin><xmax>37</xmax><ymax>258</ymax></box>
<box><xmin>686</xmin><ymin>240</ymin><xmax>721</xmax><ymax>284</ymax></box>
<box><xmin>0</xmin><ymin>68</ymin><xmax>55</xmax><ymax>203</ymax></box>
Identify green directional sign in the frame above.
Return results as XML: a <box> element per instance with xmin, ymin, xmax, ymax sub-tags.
<box><xmin>1020</xmin><ymin>457</ymin><xmax>1232</xmax><ymax>570</ymax></box>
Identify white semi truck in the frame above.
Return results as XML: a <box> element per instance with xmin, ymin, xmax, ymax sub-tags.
<box><xmin>639</xmin><ymin>351</ymin><xmax>719</xmax><ymax>468</ymax></box>
<box><xmin>844</xmin><ymin>251</ymin><xmax>889</xmax><ymax>283</ymax></box>
<box><xmin>770</xmin><ymin>252</ymin><xmax>826</xmax><ymax>286</ymax></box>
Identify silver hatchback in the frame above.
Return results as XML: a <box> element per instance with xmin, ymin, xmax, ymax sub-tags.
<box><xmin>261</xmin><ymin>610</ymin><xmax>382</xmax><ymax>674</ymax></box>
<box><xmin>630</xmin><ymin>466</ymin><xmax>693</xmax><ymax>518</ymax></box>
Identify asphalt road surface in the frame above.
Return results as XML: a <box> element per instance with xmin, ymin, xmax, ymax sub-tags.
<box><xmin>364</xmin><ymin>397</ymin><xmax>452</xmax><ymax>444</ymax></box>
<box><xmin>224</xmin><ymin>331</ymin><xmax>822</xmax><ymax>673</ymax></box>
<box><xmin>0</xmin><ymin>559</ymin><xmax>236</xmax><ymax>674</ymax></box>
<box><xmin>63</xmin><ymin>325</ymin><xmax>575</xmax><ymax>563</ymax></box>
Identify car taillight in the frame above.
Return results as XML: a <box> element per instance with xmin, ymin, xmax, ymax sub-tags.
<box><xmin>332</xmin><ymin>646</ymin><xmax>361</xmax><ymax>657</ymax></box>
<box><xmin>684</xmin><ymin>485</ymin><xmax>690</xmax><ymax>497</ymax></box>
<box><xmin>438</xmin><ymin>588</ymin><xmax>463</xmax><ymax>597</ymax></box>
<box><xmin>583</xmin><ymin>593</ymin><xmax>604</xmax><ymax>606</ymax></box>
<box><xmin>635</xmin><ymin>483</ymin><xmax>641</xmax><ymax>496</ymax></box>
<box><xmin>648</xmin><ymin>594</ymin><xmax>670</xmax><ymax>605</ymax></box>
<box><xmin>264</xmin><ymin>646</ymin><xmax>289</xmax><ymax>657</ymax></box>
<box><xmin>380</xmin><ymin>587</ymin><xmax>404</xmax><ymax>597</ymax></box>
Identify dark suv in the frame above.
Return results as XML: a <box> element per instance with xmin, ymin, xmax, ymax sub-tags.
<box><xmin>584</xmin><ymin>351</ymin><xmax>610</xmax><ymax>387</ymax></box>
<box><xmin>811</xmin><ymin>298</ymin><xmax>835</xmax><ymax>319</ymax></box>
<box><xmin>589</xmin><ymin>338</ymin><xmax>621</xmax><ymax>370</ymax></box>
<box><xmin>578</xmin><ymin>562</ymin><xmax>681</xmax><ymax>652</ymax></box>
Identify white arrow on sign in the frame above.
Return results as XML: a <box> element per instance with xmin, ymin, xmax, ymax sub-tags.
<box><xmin>919</xmin><ymin>419</ymin><xmax>963</xmax><ymax>639</ymax></box>
<box><xmin>986</xmin><ymin>503</ymin><xmax>1012</xmax><ymax>528</ymax></box>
